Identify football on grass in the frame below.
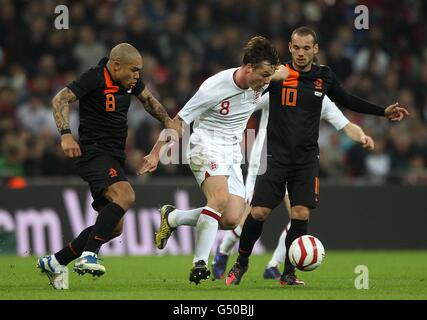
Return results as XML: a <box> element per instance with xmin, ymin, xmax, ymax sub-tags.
<box><xmin>289</xmin><ymin>235</ymin><xmax>325</xmax><ymax>271</ymax></box>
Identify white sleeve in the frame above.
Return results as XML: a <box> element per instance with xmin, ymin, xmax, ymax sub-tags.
<box><xmin>249</xmin><ymin>93</ymin><xmax>269</xmax><ymax>168</ymax></box>
<box><xmin>247</xmin><ymin>104</ymin><xmax>269</xmax><ymax>174</ymax></box>
<box><xmin>320</xmin><ymin>95</ymin><xmax>350</xmax><ymax>130</ymax></box>
<box><xmin>254</xmin><ymin>92</ymin><xmax>269</xmax><ymax>113</ymax></box>
<box><xmin>177</xmin><ymin>86</ymin><xmax>217</xmax><ymax>125</ymax></box>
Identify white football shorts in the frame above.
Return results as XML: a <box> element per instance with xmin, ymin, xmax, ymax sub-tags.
<box><xmin>186</xmin><ymin>133</ymin><xmax>245</xmax><ymax>198</ymax></box>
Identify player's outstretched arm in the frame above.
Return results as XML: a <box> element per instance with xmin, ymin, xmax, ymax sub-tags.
<box><xmin>137</xmin><ymin>117</ymin><xmax>184</xmax><ymax>176</ymax></box>
<box><xmin>342</xmin><ymin>122</ymin><xmax>374</xmax><ymax>150</ymax></box>
<box><xmin>137</xmin><ymin>135</ymin><xmax>171</xmax><ymax>176</ymax></box>
<box><xmin>137</xmin><ymin>152</ymin><xmax>160</xmax><ymax>175</ymax></box>
<box><xmin>137</xmin><ymin>87</ymin><xmax>182</xmax><ymax>138</ymax></box>
<box><xmin>52</xmin><ymin>87</ymin><xmax>82</xmax><ymax>158</ymax></box>
<box><xmin>328</xmin><ymin>73</ymin><xmax>409</xmax><ymax>120</ymax></box>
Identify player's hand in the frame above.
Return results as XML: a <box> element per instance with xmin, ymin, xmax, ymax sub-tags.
<box><xmin>272</xmin><ymin>64</ymin><xmax>289</xmax><ymax>81</ymax></box>
<box><xmin>165</xmin><ymin>116</ymin><xmax>183</xmax><ymax>139</ymax></box>
<box><xmin>137</xmin><ymin>153</ymin><xmax>160</xmax><ymax>175</ymax></box>
<box><xmin>360</xmin><ymin>135</ymin><xmax>374</xmax><ymax>150</ymax></box>
<box><xmin>384</xmin><ymin>102</ymin><xmax>409</xmax><ymax>121</ymax></box>
<box><xmin>61</xmin><ymin>134</ymin><xmax>81</xmax><ymax>158</ymax></box>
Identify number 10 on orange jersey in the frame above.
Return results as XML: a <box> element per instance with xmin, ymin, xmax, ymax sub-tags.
<box><xmin>281</xmin><ymin>88</ymin><xmax>298</xmax><ymax>107</ymax></box>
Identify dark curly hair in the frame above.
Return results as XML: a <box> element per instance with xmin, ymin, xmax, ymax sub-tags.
<box><xmin>242</xmin><ymin>36</ymin><xmax>279</xmax><ymax>68</ymax></box>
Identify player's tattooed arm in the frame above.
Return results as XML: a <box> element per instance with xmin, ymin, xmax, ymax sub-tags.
<box><xmin>137</xmin><ymin>87</ymin><xmax>170</xmax><ymax>125</ymax></box>
<box><xmin>52</xmin><ymin>87</ymin><xmax>77</xmax><ymax>132</ymax></box>
<box><xmin>137</xmin><ymin>87</ymin><xmax>182</xmax><ymax>137</ymax></box>
<box><xmin>52</xmin><ymin>87</ymin><xmax>81</xmax><ymax>158</ymax></box>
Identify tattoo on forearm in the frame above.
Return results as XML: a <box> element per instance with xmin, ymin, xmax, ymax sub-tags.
<box><xmin>52</xmin><ymin>88</ymin><xmax>77</xmax><ymax>132</ymax></box>
<box><xmin>138</xmin><ymin>90</ymin><xmax>169</xmax><ymax>125</ymax></box>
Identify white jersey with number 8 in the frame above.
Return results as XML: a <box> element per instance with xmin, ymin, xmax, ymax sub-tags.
<box><xmin>178</xmin><ymin>68</ymin><xmax>265</xmax><ymax>146</ymax></box>
<box><xmin>178</xmin><ymin>68</ymin><xmax>266</xmax><ymax>197</ymax></box>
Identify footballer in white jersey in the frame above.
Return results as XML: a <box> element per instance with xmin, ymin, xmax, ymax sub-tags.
<box><xmin>140</xmin><ymin>36</ymin><xmax>284</xmax><ymax>284</ymax></box>
<box><xmin>178</xmin><ymin>67</ymin><xmax>267</xmax><ymax>198</ymax></box>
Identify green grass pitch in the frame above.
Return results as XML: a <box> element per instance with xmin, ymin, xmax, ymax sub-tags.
<box><xmin>0</xmin><ymin>251</ymin><xmax>426</xmax><ymax>300</ymax></box>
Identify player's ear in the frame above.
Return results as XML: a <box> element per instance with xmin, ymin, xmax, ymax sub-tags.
<box><xmin>244</xmin><ymin>63</ymin><xmax>253</xmax><ymax>74</ymax></box>
<box><xmin>113</xmin><ymin>60</ymin><xmax>121</xmax><ymax>71</ymax></box>
<box><xmin>313</xmin><ymin>43</ymin><xmax>319</xmax><ymax>55</ymax></box>
<box><xmin>288</xmin><ymin>42</ymin><xmax>292</xmax><ymax>52</ymax></box>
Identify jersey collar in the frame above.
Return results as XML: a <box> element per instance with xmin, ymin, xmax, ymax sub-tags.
<box><xmin>287</xmin><ymin>60</ymin><xmax>317</xmax><ymax>74</ymax></box>
<box><xmin>98</xmin><ymin>57</ymin><xmax>122</xmax><ymax>88</ymax></box>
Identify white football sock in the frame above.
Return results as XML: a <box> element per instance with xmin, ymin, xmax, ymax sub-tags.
<box><xmin>267</xmin><ymin>222</ymin><xmax>291</xmax><ymax>268</ymax></box>
<box><xmin>168</xmin><ymin>207</ymin><xmax>203</xmax><ymax>228</ymax></box>
<box><xmin>219</xmin><ymin>225</ymin><xmax>242</xmax><ymax>255</ymax></box>
<box><xmin>193</xmin><ymin>207</ymin><xmax>222</xmax><ymax>264</ymax></box>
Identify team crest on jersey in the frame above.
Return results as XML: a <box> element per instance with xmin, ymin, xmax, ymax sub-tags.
<box><xmin>314</xmin><ymin>78</ymin><xmax>323</xmax><ymax>90</ymax></box>
<box><xmin>210</xmin><ymin>160</ymin><xmax>218</xmax><ymax>171</ymax></box>
<box><xmin>314</xmin><ymin>91</ymin><xmax>323</xmax><ymax>97</ymax></box>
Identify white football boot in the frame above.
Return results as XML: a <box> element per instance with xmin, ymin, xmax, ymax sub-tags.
<box><xmin>37</xmin><ymin>255</ymin><xmax>69</xmax><ymax>290</ymax></box>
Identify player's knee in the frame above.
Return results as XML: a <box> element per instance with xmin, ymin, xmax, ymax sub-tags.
<box><xmin>123</xmin><ymin>191</ymin><xmax>135</xmax><ymax>209</ymax></box>
<box><xmin>219</xmin><ymin>216</ymin><xmax>240</xmax><ymax>230</ymax></box>
<box><xmin>291</xmin><ymin>205</ymin><xmax>310</xmax><ymax>220</ymax></box>
<box><xmin>106</xmin><ymin>182</ymin><xmax>136</xmax><ymax>210</ymax></box>
<box><xmin>250</xmin><ymin>207</ymin><xmax>270</xmax><ymax>221</ymax></box>
<box><xmin>116</xmin><ymin>187</ymin><xmax>135</xmax><ymax>210</ymax></box>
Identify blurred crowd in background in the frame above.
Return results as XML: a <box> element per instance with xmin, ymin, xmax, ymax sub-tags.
<box><xmin>0</xmin><ymin>0</ymin><xmax>426</xmax><ymax>185</ymax></box>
